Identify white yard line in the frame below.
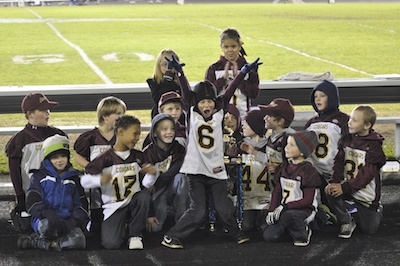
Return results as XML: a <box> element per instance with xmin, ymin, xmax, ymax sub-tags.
<box><xmin>347</xmin><ymin>22</ymin><xmax>397</xmax><ymax>34</ymax></box>
<box><xmin>258</xmin><ymin>39</ymin><xmax>374</xmax><ymax>77</ymax></box>
<box><xmin>25</xmin><ymin>8</ymin><xmax>114</xmax><ymax>84</ymax></box>
<box><xmin>0</xmin><ymin>18</ymin><xmax>166</xmax><ymax>23</ymax></box>
<box><xmin>196</xmin><ymin>21</ymin><xmax>374</xmax><ymax>77</ymax></box>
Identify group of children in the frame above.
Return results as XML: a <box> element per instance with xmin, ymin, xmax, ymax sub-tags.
<box><xmin>5</xmin><ymin>27</ymin><xmax>386</xmax><ymax>251</ymax></box>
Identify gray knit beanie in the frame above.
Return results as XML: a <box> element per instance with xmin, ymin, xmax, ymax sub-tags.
<box><xmin>289</xmin><ymin>130</ymin><xmax>319</xmax><ymax>158</ymax></box>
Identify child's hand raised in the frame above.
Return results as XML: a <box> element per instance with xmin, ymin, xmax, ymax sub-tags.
<box><xmin>241</xmin><ymin>57</ymin><xmax>262</xmax><ymax>74</ymax></box>
<box><xmin>165</xmin><ymin>54</ymin><xmax>185</xmax><ymax>73</ymax></box>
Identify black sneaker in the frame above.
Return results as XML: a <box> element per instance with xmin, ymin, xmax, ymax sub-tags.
<box><xmin>338</xmin><ymin>218</ymin><xmax>356</xmax><ymax>239</ymax></box>
<box><xmin>236</xmin><ymin>233</ymin><xmax>250</xmax><ymax>244</ymax></box>
<box><xmin>161</xmin><ymin>235</ymin><xmax>183</xmax><ymax>249</ymax></box>
<box><xmin>293</xmin><ymin>227</ymin><xmax>312</xmax><ymax>247</ymax></box>
<box><xmin>17</xmin><ymin>234</ymin><xmax>50</xmax><ymax>250</ymax></box>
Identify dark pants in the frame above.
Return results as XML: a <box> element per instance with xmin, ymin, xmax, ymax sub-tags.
<box><xmin>168</xmin><ymin>174</ymin><xmax>241</xmax><ymax>241</ymax></box>
<box><xmin>263</xmin><ymin>209</ymin><xmax>309</xmax><ymax>242</ymax></box>
<box><xmin>242</xmin><ymin>209</ymin><xmax>268</xmax><ymax>232</ymax></box>
<box><xmin>327</xmin><ymin>194</ymin><xmax>383</xmax><ymax>234</ymax></box>
<box><xmin>101</xmin><ymin>191</ymin><xmax>151</xmax><ymax>249</ymax></box>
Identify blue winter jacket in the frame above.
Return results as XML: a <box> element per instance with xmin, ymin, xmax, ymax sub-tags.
<box><xmin>26</xmin><ymin>160</ymin><xmax>88</xmax><ymax>229</ymax></box>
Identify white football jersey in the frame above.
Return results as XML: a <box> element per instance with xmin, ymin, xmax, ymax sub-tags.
<box><xmin>343</xmin><ymin>146</ymin><xmax>375</xmax><ymax>206</ymax></box>
<box><xmin>307</xmin><ymin>121</ymin><xmax>343</xmax><ymax>177</ymax></box>
<box><xmin>241</xmin><ymin>153</ymin><xmax>271</xmax><ymax>210</ymax></box>
<box><xmin>180</xmin><ymin>107</ymin><xmax>226</xmax><ymax>180</ymax></box>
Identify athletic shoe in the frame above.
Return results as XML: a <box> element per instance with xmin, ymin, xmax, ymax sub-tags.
<box><xmin>236</xmin><ymin>232</ymin><xmax>250</xmax><ymax>244</ymax></box>
<box><xmin>17</xmin><ymin>234</ymin><xmax>50</xmax><ymax>250</ymax></box>
<box><xmin>128</xmin><ymin>236</ymin><xmax>143</xmax><ymax>250</ymax></box>
<box><xmin>338</xmin><ymin>218</ymin><xmax>356</xmax><ymax>239</ymax></box>
<box><xmin>293</xmin><ymin>227</ymin><xmax>312</xmax><ymax>247</ymax></box>
<box><xmin>161</xmin><ymin>235</ymin><xmax>183</xmax><ymax>249</ymax></box>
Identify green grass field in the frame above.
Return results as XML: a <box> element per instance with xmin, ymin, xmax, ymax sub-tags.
<box><xmin>0</xmin><ymin>3</ymin><xmax>399</xmax><ymax>174</ymax></box>
<box><xmin>1</xmin><ymin>3</ymin><xmax>399</xmax><ymax>85</ymax></box>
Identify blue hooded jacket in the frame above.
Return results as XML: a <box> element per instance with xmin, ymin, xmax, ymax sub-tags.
<box><xmin>26</xmin><ymin>159</ymin><xmax>88</xmax><ymax>229</ymax></box>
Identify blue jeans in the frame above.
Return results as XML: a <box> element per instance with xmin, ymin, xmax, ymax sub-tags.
<box><xmin>327</xmin><ymin>194</ymin><xmax>383</xmax><ymax>234</ymax></box>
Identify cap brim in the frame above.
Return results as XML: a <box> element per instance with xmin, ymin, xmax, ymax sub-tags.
<box><xmin>36</xmin><ymin>101</ymin><xmax>59</xmax><ymax>111</ymax></box>
<box><xmin>258</xmin><ymin>105</ymin><xmax>275</xmax><ymax>116</ymax></box>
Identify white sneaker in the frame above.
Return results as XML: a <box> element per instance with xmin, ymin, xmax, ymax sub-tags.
<box><xmin>338</xmin><ymin>218</ymin><xmax>356</xmax><ymax>239</ymax></box>
<box><xmin>128</xmin><ymin>237</ymin><xmax>143</xmax><ymax>250</ymax></box>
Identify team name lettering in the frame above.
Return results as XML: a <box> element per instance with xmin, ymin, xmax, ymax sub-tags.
<box><xmin>116</xmin><ymin>165</ymin><xmax>135</xmax><ymax>173</ymax></box>
<box><xmin>284</xmin><ymin>181</ymin><xmax>294</xmax><ymax>188</ymax></box>
<box><xmin>313</xmin><ymin>124</ymin><xmax>328</xmax><ymax>130</ymax></box>
<box><xmin>348</xmin><ymin>150</ymin><xmax>364</xmax><ymax>159</ymax></box>
<box><xmin>100</xmin><ymin>147</ymin><xmax>108</xmax><ymax>153</ymax></box>
<box><xmin>158</xmin><ymin>160</ymin><xmax>170</xmax><ymax>171</ymax></box>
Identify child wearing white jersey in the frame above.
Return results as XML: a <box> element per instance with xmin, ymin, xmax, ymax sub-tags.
<box><xmin>304</xmin><ymin>80</ymin><xmax>349</xmax><ymax>224</ymax></box>
<box><xmin>161</xmin><ymin>55</ymin><xmax>262</xmax><ymax>249</ymax></box>
<box><xmin>325</xmin><ymin>105</ymin><xmax>385</xmax><ymax>238</ymax></box>
<box><xmin>81</xmin><ymin>115</ymin><xmax>155</xmax><ymax>250</ymax></box>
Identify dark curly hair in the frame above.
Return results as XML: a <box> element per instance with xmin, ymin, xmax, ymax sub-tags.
<box><xmin>114</xmin><ymin>115</ymin><xmax>141</xmax><ymax>134</ymax></box>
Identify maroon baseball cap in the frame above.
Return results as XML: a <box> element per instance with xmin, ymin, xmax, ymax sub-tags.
<box><xmin>259</xmin><ymin>98</ymin><xmax>295</xmax><ymax>123</ymax></box>
<box><xmin>158</xmin><ymin>91</ymin><xmax>182</xmax><ymax>108</ymax></box>
<box><xmin>21</xmin><ymin>93</ymin><xmax>59</xmax><ymax>113</ymax></box>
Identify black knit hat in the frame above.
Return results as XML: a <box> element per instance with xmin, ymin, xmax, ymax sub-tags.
<box><xmin>245</xmin><ymin>108</ymin><xmax>267</xmax><ymax>137</ymax></box>
<box><xmin>193</xmin><ymin>80</ymin><xmax>217</xmax><ymax>105</ymax></box>
<box><xmin>289</xmin><ymin>130</ymin><xmax>319</xmax><ymax>158</ymax></box>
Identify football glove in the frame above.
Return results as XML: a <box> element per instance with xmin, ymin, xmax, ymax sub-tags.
<box><xmin>241</xmin><ymin>57</ymin><xmax>262</xmax><ymax>74</ymax></box>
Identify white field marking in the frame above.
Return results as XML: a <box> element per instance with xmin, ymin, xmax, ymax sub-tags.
<box><xmin>347</xmin><ymin>22</ymin><xmax>397</xmax><ymax>34</ymax></box>
<box><xmin>25</xmin><ymin>8</ymin><xmax>112</xmax><ymax>84</ymax></box>
<box><xmin>0</xmin><ymin>183</ymin><xmax>13</xmax><ymax>187</ymax></box>
<box><xmin>195</xmin><ymin>21</ymin><xmax>374</xmax><ymax>77</ymax></box>
<box><xmin>145</xmin><ymin>253</ymin><xmax>163</xmax><ymax>266</ymax></box>
<box><xmin>87</xmin><ymin>252</ymin><xmax>105</xmax><ymax>266</ymax></box>
<box><xmin>103</xmin><ymin>53</ymin><xmax>119</xmax><ymax>62</ymax></box>
<box><xmin>12</xmin><ymin>54</ymin><xmax>65</xmax><ymax>64</ymax></box>
<box><xmin>0</xmin><ymin>18</ymin><xmax>167</xmax><ymax>24</ymax></box>
<box><xmin>258</xmin><ymin>39</ymin><xmax>374</xmax><ymax>77</ymax></box>
<box><xmin>102</xmin><ymin>52</ymin><xmax>155</xmax><ymax>62</ymax></box>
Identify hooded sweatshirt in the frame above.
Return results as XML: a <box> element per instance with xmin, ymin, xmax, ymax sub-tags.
<box><xmin>304</xmin><ymin>80</ymin><xmax>350</xmax><ymax>177</ymax></box>
<box><xmin>142</xmin><ymin>114</ymin><xmax>186</xmax><ymax>190</ymax></box>
<box><xmin>332</xmin><ymin>129</ymin><xmax>386</xmax><ymax>211</ymax></box>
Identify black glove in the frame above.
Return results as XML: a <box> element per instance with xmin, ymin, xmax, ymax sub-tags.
<box><xmin>241</xmin><ymin>57</ymin><xmax>263</xmax><ymax>74</ymax></box>
<box><xmin>58</xmin><ymin>218</ymin><xmax>77</xmax><ymax>236</ymax></box>
<box><xmin>15</xmin><ymin>193</ymin><xmax>26</xmax><ymax>213</ymax></box>
<box><xmin>165</xmin><ymin>54</ymin><xmax>185</xmax><ymax>73</ymax></box>
<box><xmin>43</xmin><ymin>208</ymin><xmax>62</xmax><ymax>231</ymax></box>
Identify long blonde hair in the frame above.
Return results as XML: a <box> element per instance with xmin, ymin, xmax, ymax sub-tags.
<box><xmin>152</xmin><ymin>49</ymin><xmax>180</xmax><ymax>84</ymax></box>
